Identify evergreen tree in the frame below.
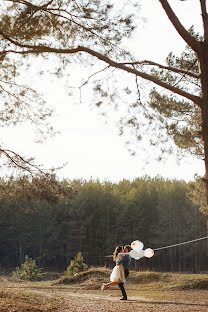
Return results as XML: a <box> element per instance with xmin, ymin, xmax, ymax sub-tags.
<box><xmin>13</xmin><ymin>255</ymin><xmax>45</xmax><ymax>281</ymax></box>
<box><xmin>64</xmin><ymin>252</ymin><xmax>88</xmax><ymax>276</ymax></box>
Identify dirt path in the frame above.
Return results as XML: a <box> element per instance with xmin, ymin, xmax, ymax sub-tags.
<box><xmin>24</xmin><ymin>287</ymin><xmax>208</xmax><ymax>312</ymax></box>
<box><xmin>3</xmin><ymin>270</ymin><xmax>208</xmax><ymax>311</ymax></box>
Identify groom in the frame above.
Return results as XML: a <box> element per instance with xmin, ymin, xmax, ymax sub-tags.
<box><xmin>116</xmin><ymin>245</ymin><xmax>132</xmax><ymax>300</ymax></box>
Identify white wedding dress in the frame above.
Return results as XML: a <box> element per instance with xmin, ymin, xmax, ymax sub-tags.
<box><xmin>110</xmin><ymin>253</ymin><xmax>126</xmax><ymax>283</ymax></box>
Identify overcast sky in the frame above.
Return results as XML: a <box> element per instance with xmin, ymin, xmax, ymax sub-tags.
<box><xmin>4</xmin><ymin>0</ymin><xmax>205</xmax><ymax>182</ymax></box>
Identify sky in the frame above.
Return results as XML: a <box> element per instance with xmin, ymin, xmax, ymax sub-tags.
<box><xmin>3</xmin><ymin>0</ymin><xmax>206</xmax><ymax>182</ymax></box>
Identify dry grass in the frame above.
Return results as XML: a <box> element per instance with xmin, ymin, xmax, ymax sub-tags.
<box><xmin>0</xmin><ymin>280</ymin><xmax>60</xmax><ymax>312</ymax></box>
<box><xmin>169</xmin><ymin>274</ymin><xmax>208</xmax><ymax>290</ymax></box>
<box><xmin>54</xmin><ymin>267</ymin><xmax>111</xmax><ymax>289</ymax></box>
<box><xmin>54</xmin><ymin>267</ymin><xmax>208</xmax><ymax>291</ymax></box>
<box><xmin>129</xmin><ymin>271</ymin><xmax>208</xmax><ymax>290</ymax></box>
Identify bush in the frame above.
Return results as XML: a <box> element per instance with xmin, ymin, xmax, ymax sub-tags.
<box><xmin>64</xmin><ymin>252</ymin><xmax>88</xmax><ymax>276</ymax></box>
<box><xmin>13</xmin><ymin>255</ymin><xmax>45</xmax><ymax>281</ymax></box>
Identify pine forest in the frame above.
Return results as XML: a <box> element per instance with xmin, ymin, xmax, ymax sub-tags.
<box><xmin>0</xmin><ymin>176</ymin><xmax>206</xmax><ymax>273</ymax></box>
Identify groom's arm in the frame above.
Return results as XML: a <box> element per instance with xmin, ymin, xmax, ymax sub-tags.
<box><xmin>116</xmin><ymin>255</ymin><xmax>127</xmax><ymax>265</ymax></box>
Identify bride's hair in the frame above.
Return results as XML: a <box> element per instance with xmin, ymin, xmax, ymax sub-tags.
<box><xmin>113</xmin><ymin>246</ymin><xmax>123</xmax><ymax>261</ymax></box>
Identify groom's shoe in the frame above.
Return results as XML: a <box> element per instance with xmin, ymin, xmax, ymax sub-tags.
<box><xmin>120</xmin><ymin>297</ymin><xmax>127</xmax><ymax>300</ymax></box>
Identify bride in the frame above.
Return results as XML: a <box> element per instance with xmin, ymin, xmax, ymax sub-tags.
<box><xmin>101</xmin><ymin>246</ymin><xmax>126</xmax><ymax>290</ymax></box>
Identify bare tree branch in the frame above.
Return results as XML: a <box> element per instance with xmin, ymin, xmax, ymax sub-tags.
<box><xmin>158</xmin><ymin>0</ymin><xmax>201</xmax><ymax>52</ymax></box>
<box><xmin>79</xmin><ymin>65</ymin><xmax>110</xmax><ymax>89</ymax></box>
<box><xmin>172</xmin><ymin>59</ymin><xmax>199</xmax><ymax>87</ymax></box>
<box><xmin>118</xmin><ymin>60</ymin><xmax>200</xmax><ymax>79</ymax></box>
<box><xmin>0</xmin><ymin>148</ymin><xmax>45</xmax><ymax>175</ymax></box>
<box><xmin>200</xmin><ymin>0</ymin><xmax>208</xmax><ymax>43</ymax></box>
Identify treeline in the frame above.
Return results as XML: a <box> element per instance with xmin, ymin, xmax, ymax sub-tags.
<box><xmin>0</xmin><ymin>177</ymin><xmax>207</xmax><ymax>272</ymax></box>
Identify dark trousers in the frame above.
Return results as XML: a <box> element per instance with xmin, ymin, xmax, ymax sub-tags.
<box><xmin>118</xmin><ymin>269</ymin><xmax>129</xmax><ymax>298</ymax></box>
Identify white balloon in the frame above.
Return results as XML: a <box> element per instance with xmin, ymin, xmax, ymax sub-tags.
<box><xmin>130</xmin><ymin>249</ymin><xmax>144</xmax><ymax>260</ymax></box>
<box><xmin>144</xmin><ymin>248</ymin><xmax>154</xmax><ymax>258</ymax></box>
<box><xmin>129</xmin><ymin>249</ymin><xmax>138</xmax><ymax>259</ymax></box>
<box><xmin>131</xmin><ymin>240</ymin><xmax>144</xmax><ymax>252</ymax></box>
<box><xmin>137</xmin><ymin>250</ymin><xmax>145</xmax><ymax>258</ymax></box>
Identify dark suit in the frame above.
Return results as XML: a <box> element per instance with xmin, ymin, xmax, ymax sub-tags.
<box><xmin>116</xmin><ymin>254</ymin><xmax>131</xmax><ymax>299</ymax></box>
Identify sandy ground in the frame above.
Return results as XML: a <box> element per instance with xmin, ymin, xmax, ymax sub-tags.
<box><xmin>24</xmin><ymin>286</ymin><xmax>208</xmax><ymax>312</ymax></box>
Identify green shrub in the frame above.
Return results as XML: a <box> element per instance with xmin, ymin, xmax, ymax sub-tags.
<box><xmin>13</xmin><ymin>255</ymin><xmax>45</xmax><ymax>281</ymax></box>
<box><xmin>64</xmin><ymin>252</ymin><xmax>88</xmax><ymax>276</ymax></box>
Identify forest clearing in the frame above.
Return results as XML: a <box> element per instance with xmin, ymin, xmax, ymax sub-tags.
<box><xmin>1</xmin><ymin>1</ymin><xmax>208</xmax><ymax>311</ymax></box>
<box><xmin>1</xmin><ymin>268</ymin><xmax>208</xmax><ymax>312</ymax></box>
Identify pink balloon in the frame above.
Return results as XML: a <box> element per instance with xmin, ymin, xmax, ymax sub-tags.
<box><xmin>144</xmin><ymin>248</ymin><xmax>154</xmax><ymax>258</ymax></box>
<box><xmin>131</xmin><ymin>240</ymin><xmax>144</xmax><ymax>252</ymax></box>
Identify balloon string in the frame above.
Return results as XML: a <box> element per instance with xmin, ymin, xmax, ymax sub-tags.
<box><xmin>153</xmin><ymin>236</ymin><xmax>208</xmax><ymax>251</ymax></box>
<box><xmin>105</xmin><ymin>236</ymin><xmax>208</xmax><ymax>257</ymax></box>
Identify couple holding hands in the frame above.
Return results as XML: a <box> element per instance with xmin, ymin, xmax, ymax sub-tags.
<box><xmin>101</xmin><ymin>245</ymin><xmax>132</xmax><ymax>300</ymax></box>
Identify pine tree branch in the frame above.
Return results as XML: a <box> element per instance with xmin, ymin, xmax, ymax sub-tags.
<box><xmin>6</xmin><ymin>0</ymin><xmax>53</xmax><ymax>10</ymax></box>
<box><xmin>200</xmin><ymin>0</ymin><xmax>208</xmax><ymax>43</ymax></box>
<box><xmin>118</xmin><ymin>60</ymin><xmax>200</xmax><ymax>79</ymax></box>
<box><xmin>1</xmin><ymin>43</ymin><xmax>202</xmax><ymax>106</ymax></box>
<box><xmin>0</xmin><ymin>29</ymin><xmax>44</xmax><ymax>49</ymax></box>
<box><xmin>4</xmin><ymin>0</ymin><xmax>125</xmax><ymax>53</ymax></box>
<box><xmin>158</xmin><ymin>0</ymin><xmax>201</xmax><ymax>52</ymax></box>
<box><xmin>0</xmin><ymin>25</ymin><xmax>202</xmax><ymax>106</ymax></box>
<box><xmin>0</xmin><ymin>148</ymin><xmax>45</xmax><ymax>174</ymax></box>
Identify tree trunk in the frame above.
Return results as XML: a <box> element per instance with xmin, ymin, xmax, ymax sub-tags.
<box><xmin>19</xmin><ymin>240</ymin><xmax>24</xmax><ymax>264</ymax></box>
<box><xmin>199</xmin><ymin>46</ymin><xmax>208</xmax><ymax>246</ymax></box>
<box><xmin>39</xmin><ymin>217</ymin><xmax>42</xmax><ymax>256</ymax></box>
